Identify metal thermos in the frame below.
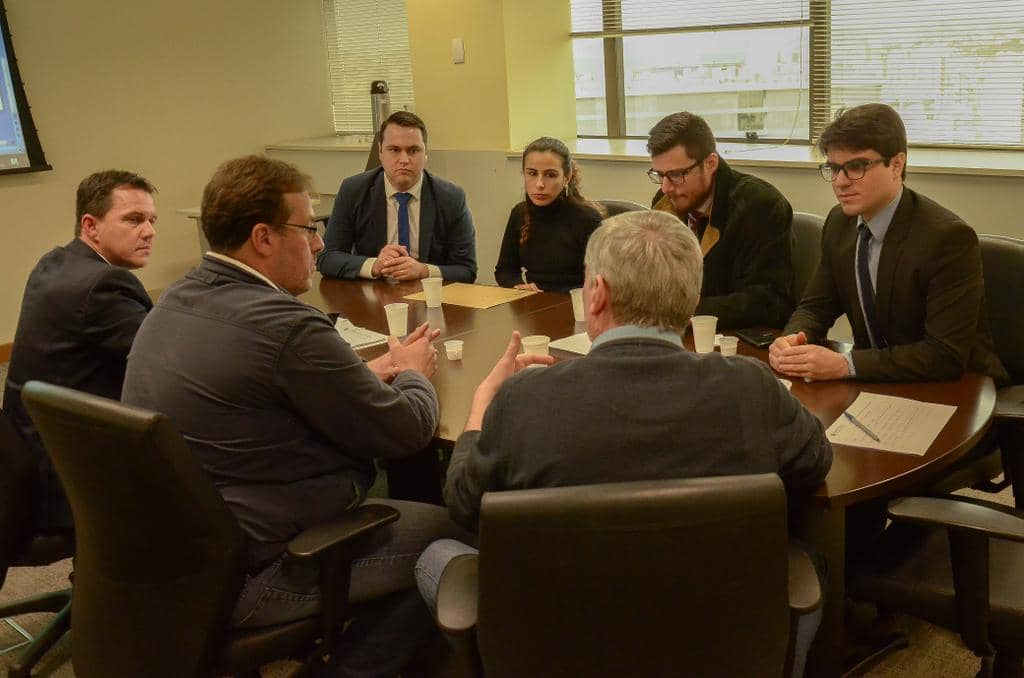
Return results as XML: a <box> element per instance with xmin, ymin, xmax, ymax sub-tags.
<box><xmin>365</xmin><ymin>81</ymin><xmax>391</xmax><ymax>171</ymax></box>
<box><xmin>370</xmin><ymin>80</ymin><xmax>391</xmax><ymax>135</ymax></box>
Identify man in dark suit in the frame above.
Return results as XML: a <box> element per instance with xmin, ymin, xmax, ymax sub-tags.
<box><xmin>770</xmin><ymin>103</ymin><xmax>1007</xmax><ymax>384</ymax></box>
<box><xmin>648</xmin><ymin>111</ymin><xmax>794</xmax><ymax>329</ymax></box>
<box><xmin>3</xmin><ymin>170</ymin><xmax>157</xmax><ymax>531</ymax></box>
<box><xmin>416</xmin><ymin>210</ymin><xmax>832</xmax><ymax>678</ymax></box>
<box><xmin>318</xmin><ymin>111</ymin><xmax>477</xmax><ymax>283</ymax></box>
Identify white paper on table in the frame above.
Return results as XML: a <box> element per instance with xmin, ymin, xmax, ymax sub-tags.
<box><xmin>825</xmin><ymin>392</ymin><xmax>957</xmax><ymax>455</ymax></box>
<box><xmin>335</xmin><ymin>317</ymin><xmax>388</xmax><ymax>350</ymax></box>
<box><xmin>549</xmin><ymin>332</ymin><xmax>592</xmax><ymax>355</ymax></box>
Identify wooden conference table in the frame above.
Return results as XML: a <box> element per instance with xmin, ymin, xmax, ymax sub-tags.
<box><xmin>304</xmin><ymin>276</ymin><xmax>996</xmax><ymax>677</ymax></box>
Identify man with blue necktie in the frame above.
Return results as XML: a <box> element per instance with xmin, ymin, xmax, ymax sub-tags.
<box><xmin>318</xmin><ymin>111</ymin><xmax>477</xmax><ymax>283</ymax></box>
<box><xmin>770</xmin><ymin>103</ymin><xmax>1006</xmax><ymax>385</ymax></box>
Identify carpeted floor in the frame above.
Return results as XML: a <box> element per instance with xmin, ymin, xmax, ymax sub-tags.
<box><xmin>0</xmin><ymin>359</ymin><xmax>1014</xmax><ymax>676</ymax></box>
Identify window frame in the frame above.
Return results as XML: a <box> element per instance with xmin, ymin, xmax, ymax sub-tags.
<box><xmin>572</xmin><ymin>0</ymin><xmax>1023</xmax><ymax>150</ymax></box>
<box><xmin>572</xmin><ymin>0</ymin><xmax>822</xmax><ymax>144</ymax></box>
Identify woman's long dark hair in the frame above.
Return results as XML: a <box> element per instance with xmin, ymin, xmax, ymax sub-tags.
<box><xmin>520</xmin><ymin>137</ymin><xmax>605</xmax><ymax>245</ymax></box>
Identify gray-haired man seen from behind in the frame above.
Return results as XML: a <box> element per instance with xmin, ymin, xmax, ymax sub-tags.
<box><xmin>416</xmin><ymin>210</ymin><xmax>832</xmax><ymax>677</ymax></box>
<box><xmin>122</xmin><ymin>155</ymin><xmax>468</xmax><ymax>677</ymax></box>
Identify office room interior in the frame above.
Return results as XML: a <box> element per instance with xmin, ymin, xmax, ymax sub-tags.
<box><xmin>0</xmin><ymin>0</ymin><xmax>1022</xmax><ymax>347</ymax></box>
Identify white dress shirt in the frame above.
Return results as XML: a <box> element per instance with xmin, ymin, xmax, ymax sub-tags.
<box><xmin>358</xmin><ymin>173</ymin><xmax>442</xmax><ymax>279</ymax></box>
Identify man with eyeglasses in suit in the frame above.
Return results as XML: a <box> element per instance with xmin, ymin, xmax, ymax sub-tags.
<box><xmin>123</xmin><ymin>155</ymin><xmax>468</xmax><ymax>677</ymax></box>
<box><xmin>648</xmin><ymin>111</ymin><xmax>795</xmax><ymax>330</ymax></box>
<box><xmin>770</xmin><ymin>103</ymin><xmax>1007</xmax><ymax>384</ymax></box>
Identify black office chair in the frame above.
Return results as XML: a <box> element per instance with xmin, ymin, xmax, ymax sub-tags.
<box><xmin>436</xmin><ymin>475</ymin><xmax>821</xmax><ymax>678</ymax></box>
<box><xmin>791</xmin><ymin>212</ymin><xmax>824</xmax><ymax>303</ymax></box>
<box><xmin>21</xmin><ymin>380</ymin><xmax>399</xmax><ymax>678</ymax></box>
<box><xmin>0</xmin><ymin>409</ymin><xmax>74</xmax><ymax>678</ymax></box>
<box><xmin>598</xmin><ymin>199</ymin><xmax>648</xmax><ymax>217</ymax></box>
<box><xmin>931</xmin><ymin>234</ymin><xmax>1024</xmax><ymax>505</ymax></box>
<box><xmin>849</xmin><ymin>496</ymin><xmax>1024</xmax><ymax>677</ymax></box>
<box><xmin>975</xmin><ymin>235</ymin><xmax>1024</xmax><ymax>505</ymax></box>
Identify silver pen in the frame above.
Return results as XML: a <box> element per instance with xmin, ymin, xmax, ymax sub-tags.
<box><xmin>843</xmin><ymin>411</ymin><xmax>881</xmax><ymax>442</ymax></box>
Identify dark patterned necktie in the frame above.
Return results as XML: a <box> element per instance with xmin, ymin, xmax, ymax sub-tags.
<box><xmin>394</xmin><ymin>192</ymin><xmax>412</xmax><ymax>250</ymax></box>
<box><xmin>856</xmin><ymin>223</ymin><xmax>885</xmax><ymax>348</ymax></box>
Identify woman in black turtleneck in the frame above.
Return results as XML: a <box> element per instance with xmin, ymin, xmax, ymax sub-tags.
<box><xmin>495</xmin><ymin>137</ymin><xmax>605</xmax><ymax>293</ymax></box>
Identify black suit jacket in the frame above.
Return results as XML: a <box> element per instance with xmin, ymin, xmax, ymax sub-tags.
<box><xmin>318</xmin><ymin>167</ymin><xmax>477</xmax><ymax>282</ymax></box>
<box><xmin>783</xmin><ymin>188</ymin><xmax>1008</xmax><ymax>384</ymax></box>
<box><xmin>654</xmin><ymin>159</ymin><xmax>794</xmax><ymax>330</ymax></box>
<box><xmin>3</xmin><ymin>238</ymin><xmax>152</xmax><ymax>530</ymax></box>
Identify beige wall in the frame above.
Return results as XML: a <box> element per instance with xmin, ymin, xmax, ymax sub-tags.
<box><xmin>502</xmin><ymin>1</ymin><xmax>576</xmax><ymax>148</ymax></box>
<box><xmin>406</xmin><ymin>0</ymin><xmax>510</xmax><ymax>150</ymax></box>
<box><xmin>0</xmin><ymin>0</ymin><xmax>332</xmax><ymax>342</ymax></box>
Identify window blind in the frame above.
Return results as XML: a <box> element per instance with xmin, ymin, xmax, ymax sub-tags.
<box><xmin>814</xmin><ymin>0</ymin><xmax>1024</xmax><ymax>148</ymax></box>
<box><xmin>571</xmin><ymin>0</ymin><xmax>1024</xmax><ymax>148</ymax></box>
<box><xmin>322</xmin><ymin>0</ymin><xmax>415</xmax><ymax>134</ymax></box>
<box><xmin>570</xmin><ymin>0</ymin><xmax>809</xmax><ymax>35</ymax></box>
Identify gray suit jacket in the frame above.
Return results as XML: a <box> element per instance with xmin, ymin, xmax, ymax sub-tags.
<box><xmin>783</xmin><ymin>187</ymin><xmax>1008</xmax><ymax>384</ymax></box>
<box><xmin>122</xmin><ymin>255</ymin><xmax>439</xmax><ymax>569</ymax></box>
<box><xmin>318</xmin><ymin>167</ymin><xmax>477</xmax><ymax>282</ymax></box>
<box><xmin>444</xmin><ymin>337</ymin><xmax>832</xmax><ymax>531</ymax></box>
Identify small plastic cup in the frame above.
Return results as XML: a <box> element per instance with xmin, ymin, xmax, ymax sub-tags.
<box><xmin>719</xmin><ymin>336</ymin><xmax>739</xmax><ymax>357</ymax></box>
<box><xmin>690</xmin><ymin>315</ymin><xmax>718</xmax><ymax>354</ymax></box>
<box><xmin>384</xmin><ymin>303</ymin><xmax>409</xmax><ymax>337</ymax></box>
<box><xmin>570</xmin><ymin>288</ymin><xmax>584</xmax><ymax>322</ymax></box>
<box><xmin>422</xmin><ymin>277</ymin><xmax>443</xmax><ymax>308</ymax></box>
<box><xmin>444</xmin><ymin>340</ymin><xmax>463</xmax><ymax>360</ymax></box>
<box><xmin>521</xmin><ymin>334</ymin><xmax>550</xmax><ymax>357</ymax></box>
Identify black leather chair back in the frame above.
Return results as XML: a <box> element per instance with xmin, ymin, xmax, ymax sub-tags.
<box><xmin>475</xmin><ymin>474</ymin><xmax>790</xmax><ymax>678</ymax></box>
<box><xmin>599</xmin><ymin>199</ymin><xmax>648</xmax><ymax>217</ymax></box>
<box><xmin>22</xmin><ymin>381</ymin><xmax>247</xmax><ymax>678</ymax></box>
<box><xmin>0</xmin><ymin>409</ymin><xmax>37</xmax><ymax>586</ymax></box>
<box><xmin>791</xmin><ymin>212</ymin><xmax>824</xmax><ymax>303</ymax></box>
<box><xmin>979</xmin><ymin>234</ymin><xmax>1024</xmax><ymax>385</ymax></box>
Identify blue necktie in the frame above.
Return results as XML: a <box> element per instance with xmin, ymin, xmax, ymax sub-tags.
<box><xmin>856</xmin><ymin>223</ymin><xmax>885</xmax><ymax>348</ymax></box>
<box><xmin>394</xmin><ymin>192</ymin><xmax>412</xmax><ymax>251</ymax></box>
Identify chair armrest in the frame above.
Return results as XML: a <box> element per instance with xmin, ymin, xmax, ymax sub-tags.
<box><xmin>887</xmin><ymin>497</ymin><xmax>1024</xmax><ymax>543</ymax></box>
<box><xmin>436</xmin><ymin>553</ymin><xmax>479</xmax><ymax>636</ymax></box>
<box><xmin>787</xmin><ymin>545</ymin><xmax>822</xmax><ymax>614</ymax></box>
<box><xmin>995</xmin><ymin>385</ymin><xmax>1024</xmax><ymax>420</ymax></box>
<box><xmin>287</xmin><ymin>504</ymin><xmax>400</xmax><ymax>560</ymax></box>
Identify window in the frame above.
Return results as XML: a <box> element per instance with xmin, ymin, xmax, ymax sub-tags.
<box><xmin>571</xmin><ymin>0</ymin><xmax>1024</xmax><ymax>148</ymax></box>
<box><xmin>322</xmin><ymin>0</ymin><xmax>415</xmax><ymax>134</ymax></box>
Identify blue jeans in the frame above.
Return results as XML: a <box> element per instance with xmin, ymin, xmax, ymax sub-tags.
<box><xmin>414</xmin><ymin>538</ymin><xmax>824</xmax><ymax>678</ymax></box>
<box><xmin>232</xmin><ymin>500</ymin><xmax>469</xmax><ymax>678</ymax></box>
<box><xmin>414</xmin><ymin>538</ymin><xmax>479</xmax><ymax>615</ymax></box>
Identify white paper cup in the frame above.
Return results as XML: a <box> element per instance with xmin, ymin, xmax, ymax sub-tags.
<box><xmin>444</xmin><ymin>340</ymin><xmax>463</xmax><ymax>360</ymax></box>
<box><xmin>570</xmin><ymin>287</ymin><xmax>584</xmax><ymax>322</ymax></box>
<box><xmin>384</xmin><ymin>303</ymin><xmax>409</xmax><ymax>337</ymax></box>
<box><xmin>690</xmin><ymin>315</ymin><xmax>718</xmax><ymax>354</ymax></box>
<box><xmin>521</xmin><ymin>334</ymin><xmax>550</xmax><ymax>357</ymax></box>
<box><xmin>422</xmin><ymin>277</ymin><xmax>443</xmax><ymax>308</ymax></box>
<box><xmin>719</xmin><ymin>336</ymin><xmax>739</xmax><ymax>357</ymax></box>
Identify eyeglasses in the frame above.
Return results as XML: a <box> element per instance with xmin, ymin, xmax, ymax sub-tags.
<box><xmin>818</xmin><ymin>158</ymin><xmax>886</xmax><ymax>182</ymax></box>
<box><xmin>647</xmin><ymin>158</ymin><xmax>705</xmax><ymax>185</ymax></box>
<box><xmin>282</xmin><ymin>221</ymin><xmax>324</xmax><ymax>238</ymax></box>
